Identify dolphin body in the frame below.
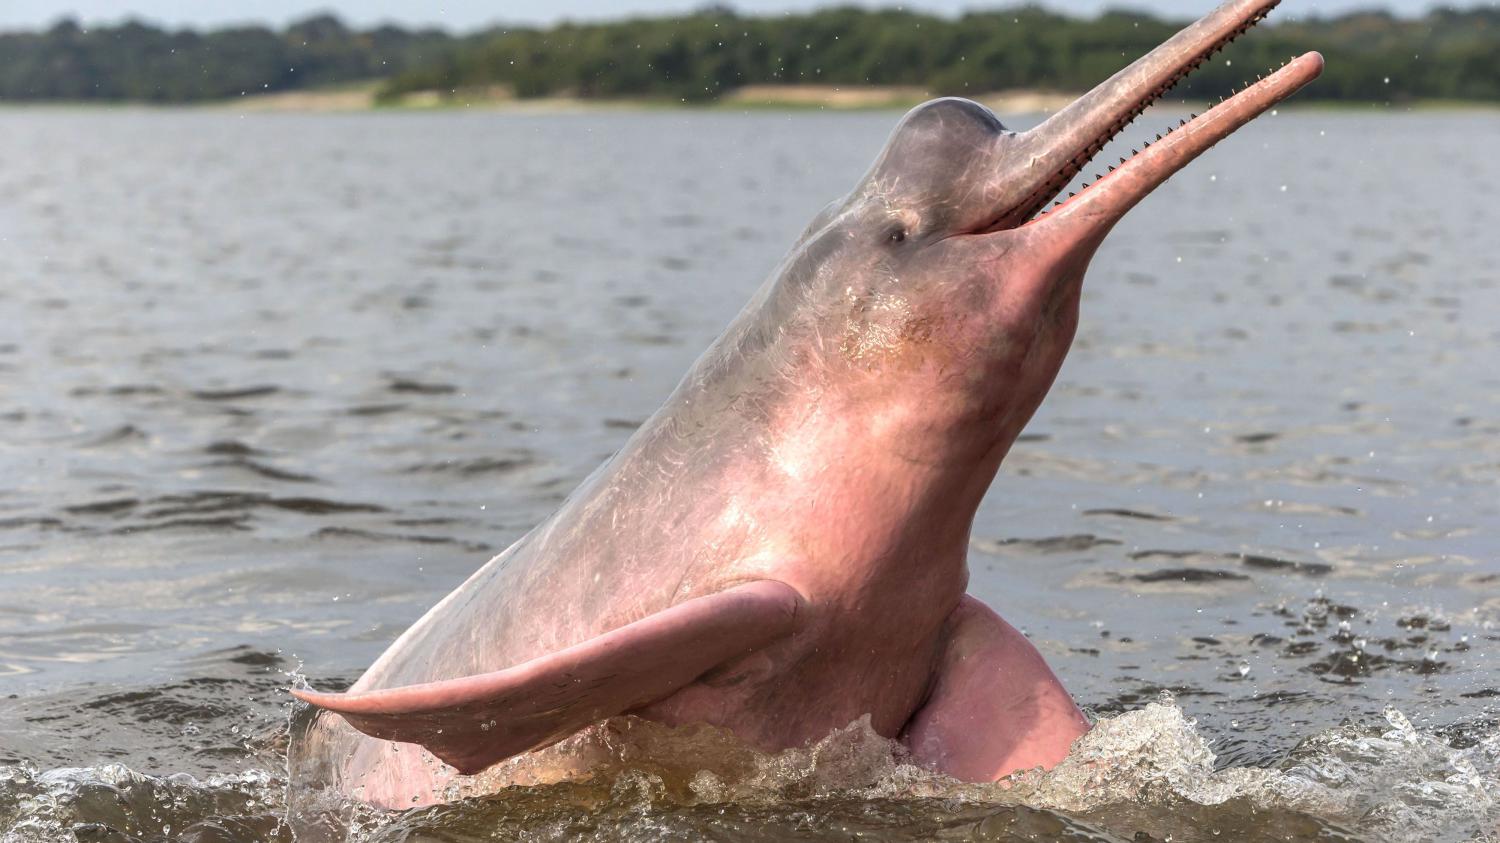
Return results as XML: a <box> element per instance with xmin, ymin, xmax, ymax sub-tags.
<box><xmin>294</xmin><ymin>0</ymin><xmax>1322</xmax><ymax>809</ymax></box>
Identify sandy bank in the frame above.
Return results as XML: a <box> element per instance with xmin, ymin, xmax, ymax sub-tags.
<box><xmin>218</xmin><ymin>83</ymin><xmax>1081</xmax><ymax>114</ymax></box>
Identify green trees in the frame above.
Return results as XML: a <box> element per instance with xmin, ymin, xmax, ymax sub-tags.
<box><xmin>372</xmin><ymin>5</ymin><xmax>1496</xmax><ymax>104</ymax></box>
<box><xmin>0</xmin><ymin>15</ymin><xmax>447</xmax><ymax>101</ymax></box>
<box><xmin>0</xmin><ymin>7</ymin><xmax>1493</xmax><ymax>105</ymax></box>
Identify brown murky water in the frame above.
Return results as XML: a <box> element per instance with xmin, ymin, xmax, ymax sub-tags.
<box><xmin>0</xmin><ymin>106</ymin><xmax>1497</xmax><ymax>841</ymax></box>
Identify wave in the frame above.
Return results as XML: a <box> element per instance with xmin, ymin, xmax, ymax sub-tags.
<box><xmin>6</xmin><ymin>698</ymin><xmax>1492</xmax><ymax>841</ymax></box>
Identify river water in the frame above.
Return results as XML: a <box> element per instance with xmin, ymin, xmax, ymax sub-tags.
<box><xmin>0</xmin><ymin>104</ymin><xmax>1496</xmax><ymax>841</ymax></box>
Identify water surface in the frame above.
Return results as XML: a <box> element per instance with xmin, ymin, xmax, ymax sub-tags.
<box><xmin>0</xmin><ymin>106</ymin><xmax>1497</xmax><ymax>841</ymax></box>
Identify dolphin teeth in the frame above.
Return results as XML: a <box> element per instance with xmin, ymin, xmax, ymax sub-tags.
<box><xmin>1155</xmin><ymin>133</ymin><xmax>1163</xmax><ymax>141</ymax></box>
<box><xmin>1107</xmin><ymin>165</ymin><xmax>1115</xmax><ymax>172</ymax></box>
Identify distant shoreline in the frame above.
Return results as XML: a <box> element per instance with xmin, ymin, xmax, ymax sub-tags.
<box><xmin>210</xmin><ymin>84</ymin><xmax>1500</xmax><ymax>114</ymax></box>
<box><xmin>3</xmin><ymin>83</ymin><xmax>1494</xmax><ymax>114</ymax></box>
<box><xmin>205</xmin><ymin>82</ymin><xmax>1080</xmax><ymax>114</ymax></box>
<box><xmin>5</xmin><ymin>9</ymin><xmax>1493</xmax><ymax>111</ymax></box>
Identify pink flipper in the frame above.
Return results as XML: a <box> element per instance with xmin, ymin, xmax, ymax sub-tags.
<box><xmin>292</xmin><ymin>580</ymin><xmax>803</xmax><ymax>775</ymax></box>
<box><xmin>901</xmin><ymin>595</ymin><xmax>1090</xmax><ymax>781</ymax></box>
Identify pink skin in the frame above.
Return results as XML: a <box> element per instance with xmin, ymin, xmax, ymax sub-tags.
<box><xmin>291</xmin><ymin>0</ymin><xmax>1323</xmax><ymax>809</ymax></box>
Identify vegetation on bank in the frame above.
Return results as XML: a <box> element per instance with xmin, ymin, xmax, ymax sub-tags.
<box><xmin>378</xmin><ymin>5</ymin><xmax>1498</xmax><ymax>105</ymax></box>
<box><xmin>0</xmin><ymin>6</ymin><xmax>1494</xmax><ymax>106</ymax></box>
<box><xmin>0</xmin><ymin>15</ymin><xmax>446</xmax><ymax>101</ymax></box>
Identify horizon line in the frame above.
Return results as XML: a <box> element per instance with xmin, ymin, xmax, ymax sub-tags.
<box><xmin>3</xmin><ymin>0</ymin><xmax>1484</xmax><ymax>37</ymax></box>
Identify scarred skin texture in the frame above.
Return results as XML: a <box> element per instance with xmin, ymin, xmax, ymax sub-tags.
<box><xmin>291</xmin><ymin>0</ymin><xmax>1323</xmax><ymax>810</ymax></box>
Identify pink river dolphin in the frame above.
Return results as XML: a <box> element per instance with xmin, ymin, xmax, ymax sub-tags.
<box><xmin>293</xmin><ymin>0</ymin><xmax>1322</xmax><ymax>809</ymax></box>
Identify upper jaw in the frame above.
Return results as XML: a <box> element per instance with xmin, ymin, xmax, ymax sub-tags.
<box><xmin>1029</xmin><ymin>49</ymin><xmax>1321</xmax><ymax>244</ymax></box>
<box><xmin>969</xmin><ymin>0</ymin><xmax>1319</xmax><ymax>237</ymax></box>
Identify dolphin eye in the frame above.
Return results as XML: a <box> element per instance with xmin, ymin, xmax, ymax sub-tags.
<box><xmin>884</xmin><ymin>209</ymin><xmax>920</xmax><ymax>245</ymax></box>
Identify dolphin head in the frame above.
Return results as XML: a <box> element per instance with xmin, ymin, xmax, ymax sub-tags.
<box><xmin>755</xmin><ymin>0</ymin><xmax>1321</xmax><ymax>466</ymax></box>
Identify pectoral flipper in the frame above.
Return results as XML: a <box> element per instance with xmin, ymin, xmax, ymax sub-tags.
<box><xmin>293</xmin><ymin>580</ymin><xmax>803</xmax><ymax>775</ymax></box>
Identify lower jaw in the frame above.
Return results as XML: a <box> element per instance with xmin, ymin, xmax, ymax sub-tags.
<box><xmin>1025</xmin><ymin>50</ymin><xmax>1325</xmax><ymax>232</ymax></box>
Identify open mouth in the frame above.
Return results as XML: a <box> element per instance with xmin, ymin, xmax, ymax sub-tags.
<box><xmin>986</xmin><ymin>0</ymin><xmax>1323</xmax><ymax>235</ymax></box>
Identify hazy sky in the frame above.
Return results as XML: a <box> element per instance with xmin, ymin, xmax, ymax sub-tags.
<box><xmin>0</xmin><ymin>0</ymin><xmax>1457</xmax><ymax>32</ymax></box>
